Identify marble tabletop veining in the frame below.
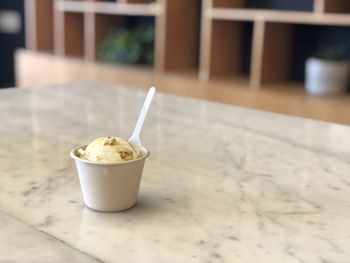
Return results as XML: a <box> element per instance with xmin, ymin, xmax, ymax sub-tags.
<box><xmin>0</xmin><ymin>82</ymin><xmax>350</xmax><ymax>263</ymax></box>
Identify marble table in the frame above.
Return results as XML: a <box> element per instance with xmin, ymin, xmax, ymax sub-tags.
<box><xmin>1</xmin><ymin>82</ymin><xmax>350</xmax><ymax>263</ymax></box>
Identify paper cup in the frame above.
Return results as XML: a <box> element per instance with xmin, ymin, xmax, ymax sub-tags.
<box><xmin>70</xmin><ymin>145</ymin><xmax>149</xmax><ymax>212</ymax></box>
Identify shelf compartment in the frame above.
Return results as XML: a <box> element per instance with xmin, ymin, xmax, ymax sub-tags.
<box><xmin>212</xmin><ymin>0</ymin><xmax>314</xmax><ymax>12</ymax></box>
<box><xmin>252</xmin><ymin>22</ymin><xmax>294</xmax><ymax>87</ymax></box>
<box><xmin>159</xmin><ymin>0</ymin><xmax>201</xmax><ymax>72</ymax></box>
<box><xmin>246</xmin><ymin>0</ymin><xmax>314</xmax><ymax>12</ymax></box>
<box><xmin>63</xmin><ymin>12</ymin><xmax>85</xmax><ymax>58</ymax></box>
<box><xmin>25</xmin><ymin>0</ymin><xmax>54</xmax><ymax>52</ymax></box>
<box><xmin>94</xmin><ymin>14</ymin><xmax>155</xmax><ymax>66</ymax></box>
<box><xmin>201</xmin><ymin>20</ymin><xmax>253</xmax><ymax>82</ymax></box>
<box><xmin>94</xmin><ymin>14</ymin><xmax>127</xmax><ymax>61</ymax></box>
<box><xmin>315</xmin><ymin>0</ymin><xmax>350</xmax><ymax>14</ymax></box>
<box><xmin>292</xmin><ymin>24</ymin><xmax>350</xmax><ymax>81</ymax></box>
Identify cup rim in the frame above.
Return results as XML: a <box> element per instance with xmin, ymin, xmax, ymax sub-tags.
<box><xmin>70</xmin><ymin>144</ymin><xmax>150</xmax><ymax>166</ymax></box>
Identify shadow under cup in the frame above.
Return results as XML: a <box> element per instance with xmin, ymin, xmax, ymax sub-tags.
<box><xmin>70</xmin><ymin>145</ymin><xmax>150</xmax><ymax>212</ymax></box>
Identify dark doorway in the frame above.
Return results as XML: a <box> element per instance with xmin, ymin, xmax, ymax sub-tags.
<box><xmin>0</xmin><ymin>0</ymin><xmax>25</xmax><ymax>88</ymax></box>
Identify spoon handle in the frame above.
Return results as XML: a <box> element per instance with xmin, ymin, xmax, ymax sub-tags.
<box><xmin>129</xmin><ymin>87</ymin><xmax>156</xmax><ymax>145</ymax></box>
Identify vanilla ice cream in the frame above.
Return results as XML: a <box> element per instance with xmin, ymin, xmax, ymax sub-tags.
<box><xmin>78</xmin><ymin>136</ymin><xmax>137</xmax><ymax>163</ymax></box>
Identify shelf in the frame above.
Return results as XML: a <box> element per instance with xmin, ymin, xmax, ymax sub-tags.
<box><xmin>207</xmin><ymin>8</ymin><xmax>350</xmax><ymax>26</ymax></box>
<box><xmin>255</xmin><ymin>22</ymin><xmax>350</xmax><ymax>88</ymax></box>
<box><xmin>55</xmin><ymin>1</ymin><xmax>85</xmax><ymax>13</ymax></box>
<box><xmin>26</xmin><ymin>0</ymin><xmax>200</xmax><ymax>76</ymax></box>
<box><xmin>55</xmin><ymin>1</ymin><xmax>160</xmax><ymax>16</ymax></box>
<box><xmin>92</xmin><ymin>2</ymin><xmax>160</xmax><ymax>16</ymax></box>
<box><xmin>261</xmin><ymin>81</ymin><xmax>307</xmax><ymax>95</ymax></box>
<box><xmin>208</xmin><ymin>75</ymin><xmax>251</xmax><ymax>89</ymax></box>
<box><xmin>28</xmin><ymin>0</ymin><xmax>350</xmax><ymax>92</ymax></box>
<box><xmin>212</xmin><ymin>0</ymin><xmax>246</xmax><ymax>8</ymax></box>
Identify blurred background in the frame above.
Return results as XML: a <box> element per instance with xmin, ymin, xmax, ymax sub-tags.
<box><xmin>1</xmin><ymin>0</ymin><xmax>350</xmax><ymax>124</ymax></box>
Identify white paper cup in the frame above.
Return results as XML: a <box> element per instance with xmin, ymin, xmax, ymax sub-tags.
<box><xmin>70</xmin><ymin>145</ymin><xmax>149</xmax><ymax>212</ymax></box>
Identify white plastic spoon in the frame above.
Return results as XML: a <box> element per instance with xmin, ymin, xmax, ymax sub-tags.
<box><xmin>128</xmin><ymin>87</ymin><xmax>156</xmax><ymax>156</ymax></box>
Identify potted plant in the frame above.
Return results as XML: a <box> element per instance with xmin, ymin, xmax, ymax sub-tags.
<box><xmin>305</xmin><ymin>47</ymin><xmax>350</xmax><ymax>96</ymax></box>
<box><xmin>97</xmin><ymin>25</ymin><xmax>154</xmax><ymax>65</ymax></box>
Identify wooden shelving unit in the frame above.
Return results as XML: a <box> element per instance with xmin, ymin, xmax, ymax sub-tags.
<box><xmin>25</xmin><ymin>0</ymin><xmax>201</xmax><ymax>72</ymax></box>
<box><xmin>200</xmin><ymin>0</ymin><xmax>350</xmax><ymax>89</ymax></box>
<box><xmin>24</xmin><ymin>0</ymin><xmax>350</xmax><ymax>91</ymax></box>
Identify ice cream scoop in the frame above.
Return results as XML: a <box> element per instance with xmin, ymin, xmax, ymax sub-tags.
<box><xmin>78</xmin><ymin>136</ymin><xmax>137</xmax><ymax>163</ymax></box>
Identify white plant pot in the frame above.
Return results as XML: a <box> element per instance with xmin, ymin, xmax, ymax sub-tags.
<box><xmin>305</xmin><ymin>58</ymin><xmax>350</xmax><ymax>96</ymax></box>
